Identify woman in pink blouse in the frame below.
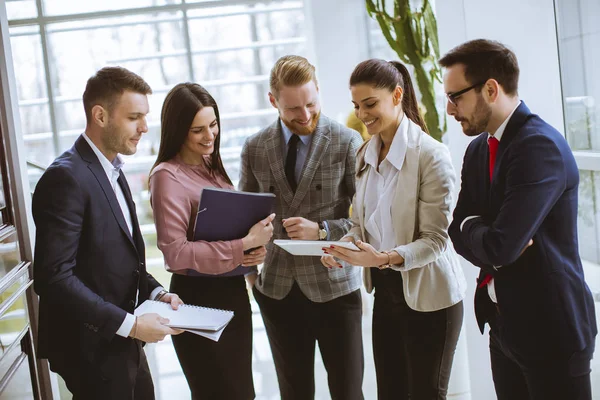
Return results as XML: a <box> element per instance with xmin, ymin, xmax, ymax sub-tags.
<box><xmin>149</xmin><ymin>83</ymin><xmax>274</xmax><ymax>399</ymax></box>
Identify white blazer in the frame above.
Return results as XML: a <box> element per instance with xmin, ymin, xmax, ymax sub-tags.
<box><xmin>346</xmin><ymin>119</ymin><xmax>467</xmax><ymax>312</ymax></box>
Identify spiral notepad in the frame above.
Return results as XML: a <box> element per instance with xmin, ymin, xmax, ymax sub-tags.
<box><xmin>134</xmin><ymin>300</ymin><xmax>234</xmax><ymax>331</ymax></box>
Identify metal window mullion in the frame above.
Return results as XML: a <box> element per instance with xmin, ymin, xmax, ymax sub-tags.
<box><xmin>574</xmin><ymin>152</ymin><xmax>600</xmax><ymax>172</ymax></box>
<box><xmin>35</xmin><ymin>0</ymin><xmax>60</xmax><ymax>156</ymax></box>
<box><xmin>9</xmin><ymin>0</ymin><xmax>277</xmax><ymax>27</ymax></box>
<box><xmin>249</xmin><ymin>7</ymin><xmax>268</xmax><ymax>109</ymax></box>
<box><xmin>181</xmin><ymin>0</ymin><xmax>195</xmax><ymax>82</ymax></box>
<box><xmin>107</xmin><ymin>37</ymin><xmax>304</xmax><ymax>64</ymax></box>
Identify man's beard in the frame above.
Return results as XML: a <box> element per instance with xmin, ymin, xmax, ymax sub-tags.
<box><xmin>459</xmin><ymin>96</ymin><xmax>492</xmax><ymax>137</ymax></box>
<box><xmin>282</xmin><ymin>111</ymin><xmax>320</xmax><ymax>135</ymax></box>
<box><xmin>103</xmin><ymin>120</ymin><xmax>134</xmax><ymax>156</ymax></box>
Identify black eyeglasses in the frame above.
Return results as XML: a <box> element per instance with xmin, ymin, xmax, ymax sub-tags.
<box><xmin>446</xmin><ymin>81</ymin><xmax>487</xmax><ymax>105</ymax></box>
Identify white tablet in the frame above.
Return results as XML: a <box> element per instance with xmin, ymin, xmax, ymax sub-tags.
<box><xmin>274</xmin><ymin>239</ymin><xmax>359</xmax><ymax>257</ymax></box>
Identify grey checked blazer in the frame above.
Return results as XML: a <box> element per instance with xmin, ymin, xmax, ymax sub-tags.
<box><xmin>239</xmin><ymin>114</ymin><xmax>363</xmax><ymax>302</ymax></box>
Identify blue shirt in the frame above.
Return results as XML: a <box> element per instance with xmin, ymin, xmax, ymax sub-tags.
<box><xmin>280</xmin><ymin>121</ymin><xmax>313</xmax><ymax>184</ymax></box>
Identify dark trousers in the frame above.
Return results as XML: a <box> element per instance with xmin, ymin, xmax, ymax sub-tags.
<box><xmin>51</xmin><ymin>337</ymin><xmax>154</xmax><ymax>400</ymax></box>
<box><xmin>170</xmin><ymin>273</ymin><xmax>254</xmax><ymax>400</ymax></box>
<box><xmin>253</xmin><ymin>283</ymin><xmax>364</xmax><ymax>400</ymax></box>
<box><xmin>371</xmin><ymin>268</ymin><xmax>463</xmax><ymax>400</ymax></box>
<box><xmin>488</xmin><ymin>308</ymin><xmax>594</xmax><ymax>400</ymax></box>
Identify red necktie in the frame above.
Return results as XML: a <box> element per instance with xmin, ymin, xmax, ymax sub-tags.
<box><xmin>488</xmin><ymin>136</ymin><xmax>499</xmax><ymax>181</ymax></box>
<box><xmin>478</xmin><ymin>136</ymin><xmax>500</xmax><ymax>289</ymax></box>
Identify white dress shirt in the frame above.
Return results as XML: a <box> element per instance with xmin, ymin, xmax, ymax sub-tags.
<box><xmin>460</xmin><ymin>101</ymin><xmax>521</xmax><ymax>303</ymax></box>
<box><xmin>82</xmin><ymin>133</ymin><xmax>164</xmax><ymax>337</ymax></box>
<box><xmin>363</xmin><ymin>115</ymin><xmax>408</xmax><ymax>253</ymax></box>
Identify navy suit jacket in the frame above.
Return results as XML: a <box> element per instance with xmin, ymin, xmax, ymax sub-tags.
<box><xmin>32</xmin><ymin>135</ymin><xmax>160</xmax><ymax>364</ymax></box>
<box><xmin>449</xmin><ymin>102</ymin><xmax>597</xmax><ymax>357</ymax></box>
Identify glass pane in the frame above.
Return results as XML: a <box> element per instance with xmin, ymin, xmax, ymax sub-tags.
<box><xmin>42</xmin><ymin>0</ymin><xmax>182</xmax><ymax>16</ymax></box>
<box><xmin>0</xmin><ymin>279</ymin><xmax>30</xmax><ymax>360</ymax></box>
<box><xmin>0</xmin><ymin>344</ymin><xmax>34</xmax><ymax>400</ymax></box>
<box><xmin>254</xmin><ymin>9</ymin><xmax>305</xmax><ymax>41</ymax></box>
<box><xmin>188</xmin><ymin>8</ymin><xmax>253</xmax><ymax>50</ymax></box>
<box><xmin>9</xmin><ymin>33</ymin><xmax>46</xmax><ymax>102</ymax></box>
<box><xmin>0</xmin><ymin>230</ymin><xmax>21</xmax><ymax>281</ymax></box>
<box><xmin>556</xmin><ymin>0</ymin><xmax>600</xmax><ymax>151</ymax></box>
<box><xmin>257</xmin><ymin>42</ymin><xmax>306</xmax><ymax>72</ymax></box>
<box><xmin>210</xmin><ymin>83</ymin><xmax>262</xmax><ymax>114</ymax></box>
<box><xmin>220</xmin><ymin>112</ymin><xmax>278</xmax><ymax>184</ymax></box>
<box><xmin>193</xmin><ymin>50</ymin><xmax>255</xmax><ymax>82</ymax></box>
<box><xmin>46</xmin><ymin>12</ymin><xmax>188</xmax><ymax>100</ymax></box>
<box><xmin>20</xmin><ymin>105</ymin><xmax>55</xmax><ymax>169</ymax></box>
<box><xmin>6</xmin><ymin>0</ymin><xmax>38</xmax><ymax>20</ymax></box>
<box><xmin>577</xmin><ymin>169</ymin><xmax>600</xmax><ymax>396</ymax></box>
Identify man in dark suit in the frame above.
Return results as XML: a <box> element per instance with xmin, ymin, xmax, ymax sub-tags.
<box><xmin>32</xmin><ymin>67</ymin><xmax>183</xmax><ymax>400</ymax></box>
<box><xmin>240</xmin><ymin>55</ymin><xmax>364</xmax><ymax>399</ymax></box>
<box><xmin>441</xmin><ymin>39</ymin><xmax>597</xmax><ymax>399</ymax></box>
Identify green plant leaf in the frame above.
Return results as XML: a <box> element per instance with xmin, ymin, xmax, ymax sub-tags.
<box><xmin>423</xmin><ymin>0</ymin><xmax>440</xmax><ymax>59</ymax></box>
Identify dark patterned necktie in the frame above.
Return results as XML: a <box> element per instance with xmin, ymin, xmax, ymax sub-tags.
<box><xmin>285</xmin><ymin>134</ymin><xmax>300</xmax><ymax>192</ymax></box>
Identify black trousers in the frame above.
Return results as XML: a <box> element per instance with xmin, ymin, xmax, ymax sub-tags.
<box><xmin>488</xmin><ymin>307</ymin><xmax>594</xmax><ymax>400</ymax></box>
<box><xmin>371</xmin><ymin>268</ymin><xmax>463</xmax><ymax>400</ymax></box>
<box><xmin>170</xmin><ymin>273</ymin><xmax>254</xmax><ymax>400</ymax></box>
<box><xmin>51</xmin><ymin>337</ymin><xmax>154</xmax><ymax>400</ymax></box>
<box><xmin>253</xmin><ymin>283</ymin><xmax>364</xmax><ymax>400</ymax></box>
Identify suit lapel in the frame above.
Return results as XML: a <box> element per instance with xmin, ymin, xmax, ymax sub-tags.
<box><xmin>266</xmin><ymin>122</ymin><xmax>295</xmax><ymax>206</ymax></box>
<box><xmin>490</xmin><ymin>102</ymin><xmax>532</xmax><ymax>184</ymax></box>
<box><xmin>289</xmin><ymin>117</ymin><xmax>331</xmax><ymax>213</ymax></box>
<box><xmin>75</xmin><ymin>136</ymin><xmax>137</xmax><ymax>250</ymax></box>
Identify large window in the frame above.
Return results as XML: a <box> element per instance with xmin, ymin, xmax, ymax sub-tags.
<box><xmin>555</xmin><ymin>0</ymin><xmax>600</xmax><ymax>286</ymax></box>
<box><xmin>8</xmin><ymin>0</ymin><xmax>307</xmax><ymax>288</ymax></box>
<box><xmin>555</xmin><ymin>0</ymin><xmax>600</xmax><ymax>394</ymax></box>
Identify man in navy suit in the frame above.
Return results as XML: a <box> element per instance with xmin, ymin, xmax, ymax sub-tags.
<box><xmin>33</xmin><ymin>67</ymin><xmax>183</xmax><ymax>399</ymax></box>
<box><xmin>441</xmin><ymin>39</ymin><xmax>597</xmax><ymax>399</ymax></box>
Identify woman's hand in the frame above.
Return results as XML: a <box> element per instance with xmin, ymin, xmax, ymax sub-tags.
<box><xmin>242</xmin><ymin>246</ymin><xmax>267</xmax><ymax>266</ymax></box>
<box><xmin>320</xmin><ymin>236</ymin><xmax>354</xmax><ymax>269</ymax></box>
<box><xmin>243</xmin><ymin>213</ymin><xmax>275</xmax><ymax>250</ymax></box>
<box><xmin>323</xmin><ymin>240</ymin><xmax>388</xmax><ymax>268</ymax></box>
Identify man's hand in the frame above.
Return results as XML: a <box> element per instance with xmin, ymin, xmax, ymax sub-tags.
<box><xmin>242</xmin><ymin>246</ymin><xmax>267</xmax><ymax>266</ymax></box>
<box><xmin>131</xmin><ymin>313</ymin><xmax>184</xmax><ymax>343</ymax></box>
<box><xmin>282</xmin><ymin>217</ymin><xmax>319</xmax><ymax>240</ymax></box>
<box><xmin>159</xmin><ymin>292</ymin><xmax>184</xmax><ymax>310</ymax></box>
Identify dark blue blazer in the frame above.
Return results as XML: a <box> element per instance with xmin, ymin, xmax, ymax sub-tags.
<box><xmin>32</xmin><ymin>135</ymin><xmax>160</xmax><ymax>363</ymax></box>
<box><xmin>449</xmin><ymin>102</ymin><xmax>597</xmax><ymax>357</ymax></box>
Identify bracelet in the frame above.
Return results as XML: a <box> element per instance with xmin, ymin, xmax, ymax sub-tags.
<box><xmin>378</xmin><ymin>251</ymin><xmax>392</xmax><ymax>270</ymax></box>
<box><xmin>154</xmin><ymin>290</ymin><xmax>168</xmax><ymax>302</ymax></box>
<box><xmin>131</xmin><ymin>316</ymin><xmax>138</xmax><ymax>339</ymax></box>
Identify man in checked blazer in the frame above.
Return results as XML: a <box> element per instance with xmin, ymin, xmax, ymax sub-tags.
<box><xmin>240</xmin><ymin>55</ymin><xmax>364</xmax><ymax>399</ymax></box>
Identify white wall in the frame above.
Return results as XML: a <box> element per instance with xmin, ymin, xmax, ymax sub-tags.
<box><xmin>305</xmin><ymin>0</ymin><xmax>370</xmax><ymax>123</ymax></box>
<box><xmin>436</xmin><ymin>0</ymin><xmax>564</xmax><ymax>399</ymax></box>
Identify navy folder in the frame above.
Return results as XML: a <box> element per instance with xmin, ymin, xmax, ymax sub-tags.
<box><xmin>193</xmin><ymin>187</ymin><xmax>276</xmax><ymax>242</ymax></box>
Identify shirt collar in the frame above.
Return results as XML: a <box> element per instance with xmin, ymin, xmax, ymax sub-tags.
<box><xmin>82</xmin><ymin>133</ymin><xmax>124</xmax><ymax>177</ymax></box>
<box><xmin>364</xmin><ymin>114</ymin><xmax>408</xmax><ymax>171</ymax></box>
<box><xmin>281</xmin><ymin>120</ymin><xmax>312</xmax><ymax>146</ymax></box>
<box><xmin>488</xmin><ymin>100</ymin><xmax>521</xmax><ymax>142</ymax></box>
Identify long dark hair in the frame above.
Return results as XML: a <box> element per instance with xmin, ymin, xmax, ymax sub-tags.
<box><xmin>349</xmin><ymin>59</ymin><xmax>428</xmax><ymax>133</ymax></box>
<box><xmin>150</xmin><ymin>83</ymin><xmax>232</xmax><ymax>185</ymax></box>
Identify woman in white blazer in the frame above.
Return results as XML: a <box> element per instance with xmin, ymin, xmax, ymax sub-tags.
<box><xmin>322</xmin><ymin>59</ymin><xmax>467</xmax><ymax>400</ymax></box>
